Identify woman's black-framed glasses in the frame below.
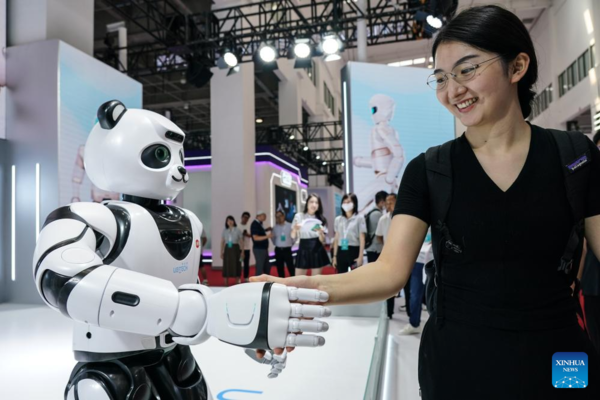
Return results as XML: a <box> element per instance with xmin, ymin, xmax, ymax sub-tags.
<box><xmin>427</xmin><ymin>55</ymin><xmax>504</xmax><ymax>91</ymax></box>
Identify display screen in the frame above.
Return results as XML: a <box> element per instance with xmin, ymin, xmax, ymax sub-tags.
<box><xmin>345</xmin><ymin>62</ymin><xmax>454</xmax><ymax>214</ymax></box>
<box><xmin>275</xmin><ymin>185</ymin><xmax>297</xmax><ymax>223</ymax></box>
<box><xmin>58</xmin><ymin>43</ymin><xmax>142</xmax><ymax>205</ymax></box>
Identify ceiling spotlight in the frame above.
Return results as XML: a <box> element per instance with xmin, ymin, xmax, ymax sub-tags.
<box><xmin>183</xmin><ymin>102</ymin><xmax>190</xmax><ymax>111</ymax></box>
<box><xmin>223</xmin><ymin>51</ymin><xmax>238</xmax><ymax>68</ymax></box>
<box><xmin>426</xmin><ymin>15</ymin><xmax>443</xmax><ymax>29</ymax></box>
<box><xmin>316</xmin><ymin>155</ymin><xmax>320</xmax><ymax>160</ymax></box>
<box><xmin>322</xmin><ymin>33</ymin><xmax>341</xmax><ymax>55</ymax></box>
<box><xmin>303</xmin><ymin>146</ymin><xmax>309</xmax><ymax>151</ymax></box>
<box><xmin>289</xmin><ymin>134</ymin><xmax>295</xmax><ymax>140</ymax></box>
<box><xmin>256</xmin><ymin>118</ymin><xmax>264</xmax><ymax>124</ymax></box>
<box><xmin>324</xmin><ymin>54</ymin><xmax>342</xmax><ymax>62</ymax></box>
<box><xmin>322</xmin><ymin>161</ymin><xmax>327</xmax><ymax>165</ymax></box>
<box><xmin>294</xmin><ymin>39</ymin><xmax>311</xmax><ymax>59</ymax></box>
<box><xmin>341</xmin><ymin>162</ymin><xmax>345</xmax><ymax>167</ymax></box>
<box><xmin>259</xmin><ymin>43</ymin><xmax>277</xmax><ymax>63</ymax></box>
<box><xmin>180</xmin><ymin>72</ymin><xmax>187</xmax><ymax>85</ymax></box>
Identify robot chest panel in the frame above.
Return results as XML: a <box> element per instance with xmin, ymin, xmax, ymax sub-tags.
<box><xmin>107</xmin><ymin>203</ymin><xmax>200</xmax><ymax>284</ymax></box>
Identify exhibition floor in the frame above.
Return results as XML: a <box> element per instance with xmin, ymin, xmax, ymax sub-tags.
<box><xmin>0</xmin><ymin>295</ymin><xmax>425</xmax><ymax>400</ymax></box>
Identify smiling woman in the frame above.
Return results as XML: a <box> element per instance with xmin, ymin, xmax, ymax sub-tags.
<box><xmin>251</xmin><ymin>5</ymin><xmax>600</xmax><ymax>400</ymax></box>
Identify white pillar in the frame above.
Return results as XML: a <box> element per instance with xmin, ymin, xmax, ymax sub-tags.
<box><xmin>357</xmin><ymin>0</ymin><xmax>368</xmax><ymax>62</ymax></box>
<box><xmin>277</xmin><ymin>58</ymin><xmax>303</xmax><ymax>125</ymax></box>
<box><xmin>7</xmin><ymin>0</ymin><xmax>94</xmax><ymax>55</ymax></box>
<box><xmin>210</xmin><ymin>63</ymin><xmax>256</xmax><ymax>267</ymax></box>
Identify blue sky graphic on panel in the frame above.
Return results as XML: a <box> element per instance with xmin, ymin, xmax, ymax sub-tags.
<box><xmin>552</xmin><ymin>352</ymin><xmax>588</xmax><ymax>389</ymax></box>
<box><xmin>348</xmin><ymin>62</ymin><xmax>454</xmax><ymax>212</ymax></box>
<box><xmin>59</xmin><ymin>42</ymin><xmax>142</xmax><ymax>204</ymax></box>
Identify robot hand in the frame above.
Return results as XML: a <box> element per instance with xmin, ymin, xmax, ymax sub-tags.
<box><xmin>173</xmin><ymin>282</ymin><xmax>331</xmax><ymax>350</ymax></box>
<box><xmin>353</xmin><ymin>155</ymin><xmax>372</xmax><ymax>168</ymax></box>
<box><xmin>245</xmin><ymin>348</ymin><xmax>288</xmax><ymax>379</ymax></box>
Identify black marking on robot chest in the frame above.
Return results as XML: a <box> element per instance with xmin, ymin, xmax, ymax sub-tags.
<box><xmin>148</xmin><ymin>206</ymin><xmax>193</xmax><ymax>261</ymax></box>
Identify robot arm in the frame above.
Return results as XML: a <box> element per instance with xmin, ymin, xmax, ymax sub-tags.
<box><xmin>353</xmin><ymin>155</ymin><xmax>373</xmax><ymax>168</ymax></box>
<box><xmin>379</xmin><ymin>126</ymin><xmax>405</xmax><ymax>184</ymax></box>
<box><xmin>34</xmin><ymin>203</ymin><xmax>331</xmax><ymax>350</ymax></box>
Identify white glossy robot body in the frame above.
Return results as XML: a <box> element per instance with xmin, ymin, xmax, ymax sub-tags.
<box><xmin>34</xmin><ymin>101</ymin><xmax>330</xmax><ymax>400</ymax></box>
<box><xmin>353</xmin><ymin>94</ymin><xmax>405</xmax><ymax>212</ymax></box>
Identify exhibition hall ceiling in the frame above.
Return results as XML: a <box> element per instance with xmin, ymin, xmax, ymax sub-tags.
<box><xmin>92</xmin><ymin>0</ymin><xmax>548</xmax><ymax>132</ymax></box>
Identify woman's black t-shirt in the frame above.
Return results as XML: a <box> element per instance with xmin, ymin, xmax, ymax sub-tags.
<box><xmin>393</xmin><ymin>124</ymin><xmax>600</xmax><ymax>330</ymax></box>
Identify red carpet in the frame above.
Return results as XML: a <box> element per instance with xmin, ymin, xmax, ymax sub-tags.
<box><xmin>199</xmin><ymin>262</ymin><xmax>338</xmax><ymax>286</ymax></box>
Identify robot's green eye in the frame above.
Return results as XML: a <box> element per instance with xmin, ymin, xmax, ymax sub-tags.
<box><xmin>155</xmin><ymin>146</ymin><xmax>169</xmax><ymax>162</ymax></box>
<box><xmin>372</xmin><ymin>107</ymin><xmax>377</xmax><ymax>114</ymax></box>
<box><xmin>142</xmin><ymin>144</ymin><xmax>171</xmax><ymax>168</ymax></box>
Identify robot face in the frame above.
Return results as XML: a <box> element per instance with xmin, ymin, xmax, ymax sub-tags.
<box><xmin>369</xmin><ymin>94</ymin><xmax>396</xmax><ymax>124</ymax></box>
<box><xmin>84</xmin><ymin>100</ymin><xmax>188</xmax><ymax>201</ymax></box>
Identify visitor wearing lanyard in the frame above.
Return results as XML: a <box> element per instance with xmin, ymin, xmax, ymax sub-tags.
<box><xmin>333</xmin><ymin>193</ymin><xmax>366</xmax><ymax>274</ymax></box>
<box><xmin>271</xmin><ymin>210</ymin><xmax>295</xmax><ymax>277</ymax></box>
<box><xmin>291</xmin><ymin>194</ymin><xmax>330</xmax><ymax>276</ymax></box>
<box><xmin>220</xmin><ymin>215</ymin><xmax>244</xmax><ymax>287</ymax></box>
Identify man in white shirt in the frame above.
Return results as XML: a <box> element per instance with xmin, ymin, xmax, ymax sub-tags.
<box><xmin>375</xmin><ymin>193</ymin><xmax>397</xmax><ymax>244</ymax></box>
<box><xmin>239</xmin><ymin>211</ymin><xmax>253</xmax><ymax>282</ymax></box>
<box><xmin>365</xmin><ymin>191</ymin><xmax>388</xmax><ymax>262</ymax></box>
<box><xmin>271</xmin><ymin>211</ymin><xmax>295</xmax><ymax>277</ymax></box>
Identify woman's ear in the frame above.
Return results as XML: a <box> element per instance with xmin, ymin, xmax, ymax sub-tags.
<box><xmin>510</xmin><ymin>53</ymin><xmax>530</xmax><ymax>84</ymax></box>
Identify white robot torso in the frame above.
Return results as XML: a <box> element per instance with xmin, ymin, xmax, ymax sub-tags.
<box><xmin>370</xmin><ymin>122</ymin><xmax>400</xmax><ymax>174</ymax></box>
<box><xmin>63</xmin><ymin>201</ymin><xmax>203</xmax><ymax>360</ymax></box>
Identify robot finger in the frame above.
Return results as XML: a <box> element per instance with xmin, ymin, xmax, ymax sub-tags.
<box><xmin>286</xmin><ymin>333</ymin><xmax>326</xmax><ymax>347</ymax></box>
<box><xmin>287</xmin><ymin>287</ymin><xmax>329</xmax><ymax>303</ymax></box>
<box><xmin>290</xmin><ymin>304</ymin><xmax>332</xmax><ymax>318</ymax></box>
<box><xmin>288</xmin><ymin>318</ymin><xmax>329</xmax><ymax>333</ymax></box>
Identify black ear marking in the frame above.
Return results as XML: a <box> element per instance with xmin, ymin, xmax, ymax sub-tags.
<box><xmin>98</xmin><ymin>100</ymin><xmax>127</xmax><ymax>130</ymax></box>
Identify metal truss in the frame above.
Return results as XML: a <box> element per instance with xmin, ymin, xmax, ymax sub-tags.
<box><xmin>184</xmin><ymin>121</ymin><xmax>345</xmax><ymax>187</ymax></box>
<box><xmin>95</xmin><ymin>0</ymin><xmax>428</xmax><ymax>77</ymax></box>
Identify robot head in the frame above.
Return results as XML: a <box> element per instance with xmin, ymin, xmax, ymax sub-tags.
<box><xmin>369</xmin><ymin>94</ymin><xmax>396</xmax><ymax>124</ymax></box>
<box><xmin>84</xmin><ymin>100</ymin><xmax>188</xmax><ymax>201</ymax></box>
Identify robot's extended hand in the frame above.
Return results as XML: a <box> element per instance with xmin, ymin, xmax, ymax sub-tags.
<box><xmin>172</xmin><ymin>282</ymin><xmax>331</xmax><ymax>350</ymax></box>
<box><xmin>245</xmin><ymin>348</ymin><xmax>288</xmax><ymax>379</ymax></box>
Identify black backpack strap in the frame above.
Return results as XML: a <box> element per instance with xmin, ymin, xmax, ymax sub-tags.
<box><xmin>548</xmin><ymin>129</ymin><xmax>591</xmax><ymax>282</ymax></box>
<box><xmin>425</xmin><ymin>139</ymin><xmax>456</xmax><ymax>326</ymax></box>
<box><xmin>364</xmin><ymin>208</ymin><xmax>377</xmax><ymax>249</ymax></box>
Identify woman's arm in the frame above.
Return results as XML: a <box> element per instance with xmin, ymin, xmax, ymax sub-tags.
<box><xmin>253</xmin><ymin>214</ymin><xmax>427</xmax><ymax>305</ymax></box>
<box><xmin>220</xmin><ymin>238</ymin><xmax>225</xmax><ymax>259</ymax></box>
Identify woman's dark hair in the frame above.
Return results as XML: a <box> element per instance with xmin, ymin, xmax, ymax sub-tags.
<box><xmin>341</xmin><ymin>193</ymin><xmax>359</xmax><ymax>217</ymax></box>
<box><xmin>225</xmin><ymin>215</ymin><xmax>237</xmax><ymax>228</ymax></box>
<box><xmin>432</xmin><ymin>5</ymin><xmax>538</xmax><ymax>119</ymax></box>
<box><xmin>304</xmin><ymin>193</ymin><xmax>328</xmax><ymax>227</ymax></box>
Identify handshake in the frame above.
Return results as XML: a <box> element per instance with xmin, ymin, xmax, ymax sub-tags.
<box><xmin>172</xmin><ymin>282</ymin><xmax>331</xmax><ymax>378</ymax></box>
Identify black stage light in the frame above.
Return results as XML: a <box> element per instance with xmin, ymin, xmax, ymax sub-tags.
<box><xmin>186</xmin><ymin>56</ymin><xmax>213</xmax><ymax>88</ymax></box>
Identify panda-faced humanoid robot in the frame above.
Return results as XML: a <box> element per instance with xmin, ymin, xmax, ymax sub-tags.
<box><xmin>353</xmin><ymin>94</ymin><xmax>405</xmax><ymax>213</ymax></box>
<box><xmin>33</xmin><ymin>100</ymin><xmax>331</xmax><ymax>400</ymax></box>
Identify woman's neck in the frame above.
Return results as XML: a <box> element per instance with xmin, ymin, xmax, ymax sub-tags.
<box><xmin>464</xmin><ymin>106</ymin><xmax>530</xmax><ymax>154</ymax></box>
<box><xmin>344</xmin><ymin>211</ymin><xmax>354</xmax><ymax>218</ymax></box>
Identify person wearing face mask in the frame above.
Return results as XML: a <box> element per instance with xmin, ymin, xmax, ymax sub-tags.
<box><xmin>333</xmin><ymin>193</ymin><xmax>366</xmax><ymax>274</ymax></box>
<box><xmin>253</xmin><ymin>6</ymin><xmax>600</xmax><ymax>399</ymax></box>
<box><xmin>291</xmin><ymin>194</ymin><xmax>330</xmax><ymax>276</ymax></box>
<box><xmin>271</xmin><ymin>210</ymin><xmax>295</xmax><ymax>277</ymax></box>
